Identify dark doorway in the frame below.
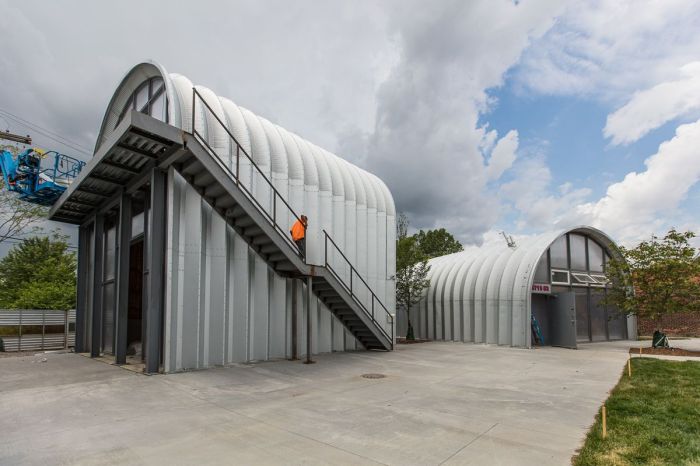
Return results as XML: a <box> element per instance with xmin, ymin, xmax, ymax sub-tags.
<box><xmin>127</xmin><ymin>239</ymin><xmax>144</xmax><ymax>358</ymax></box>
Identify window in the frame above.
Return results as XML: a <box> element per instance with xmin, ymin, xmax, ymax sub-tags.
<box><xmin>571</xmin><ymin>272</ymin><xmax>597</xmax><ymax>286</ymax></box>
<box><xmin>588</xmin><ymin>240</ymin><xmax>604</xmax><ymax>272</ymax></box>
<box><xmin>590</xmin><ymin>274</ymin><xmax>608</xmax><ymax>285</ymax></box>
<box><xmin>570</xmin><ymin>234</ymin><xmax>587</xmax><ymax>270</ymax></box>
<box><xmin>115</xmin><ymin>77</ymin><xmax>167</xmax><ymax>128</ymax></box>
<box><xmin>550</xmin><ymin>236</ymin><xmax>568</xmax><ymax>269</ymax></box>
<box><xmin>551</xmin><ymin>269</ymin><xmax>570</xmax><ymax>285</ymax></box>
<box><xmin>534</xmin><ymin>254</ymin><xmax>549</xmax><ymax>283</ymax></box>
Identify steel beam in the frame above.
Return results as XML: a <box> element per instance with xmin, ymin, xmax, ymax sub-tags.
<box><xmin>144</xmin><ymin>169</ymin><xmax>166</xmax><ymax>374</ymax></box>
<box><xmin>304</xmin><ymin>276</ymin><xmax>314</xmax><ymax>364</ymax></box>
<box><xmin>90</xmin><ymin>214</ymin><xmax>104</xmax><ymax>358</ymax></box>
<box><xmin>75</xmin><ymin>224</ymin><xmax>89</xmax><ymax>352</ymax></box>
<box><xmin>115</xmin><ymin>193</ymin><xmax>132</xmax><ymax>364</ymax></box>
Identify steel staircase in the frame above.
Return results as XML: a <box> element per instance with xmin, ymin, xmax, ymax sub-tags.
<box><xmin>175</xmin><ymin>89</ymin><xmax>394</xmax><ymax>351</ymax></box>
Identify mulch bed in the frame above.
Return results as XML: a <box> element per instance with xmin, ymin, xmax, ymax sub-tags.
<box><xmin>629</xmin><ymin>347</ymin><xmax>700</xmax><ymax>357</ymax></box>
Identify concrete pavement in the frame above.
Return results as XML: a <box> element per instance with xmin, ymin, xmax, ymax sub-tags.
<box><xmin>0</xmin><ymin>341</ymin><xmax>642</xmax><ymax>465</ymax></box>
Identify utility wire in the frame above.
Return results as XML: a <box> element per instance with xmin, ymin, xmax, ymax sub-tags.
<box><xmin>0</xmin><ymin>108</ymin><xmax>93</xmax><ymax>157</ymax></box>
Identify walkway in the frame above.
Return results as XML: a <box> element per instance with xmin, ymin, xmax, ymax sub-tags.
<box><xmin>0</xmin><ymin>341</ymin><xmax>646</xmax><ymax>465</ymax></box>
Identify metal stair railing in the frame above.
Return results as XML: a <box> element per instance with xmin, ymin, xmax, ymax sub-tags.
<box><xmin>191</xmin><ymin>88</ymin><xmax>394</xmax><ymax>348</ymax></box>
<box><xmin>323</xmin><ymin>231</ymin><xmax>394</xmax><ymax>347</ymax></box>
<box><xmin>191</xmin><ymin>88</ymin><xmax>304</xmax><ymax>257</ymax></box>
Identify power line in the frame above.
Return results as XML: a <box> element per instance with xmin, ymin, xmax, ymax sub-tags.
<box><xmin>0</xmin><ymin>108</ymin><xmax>93</xmax><ymax>157</ymax></box>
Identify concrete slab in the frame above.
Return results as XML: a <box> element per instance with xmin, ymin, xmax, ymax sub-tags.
<box><xmin>0</xmin><ymin>341</ymin><xmax>640</xmax><ymax>465</ymax></box>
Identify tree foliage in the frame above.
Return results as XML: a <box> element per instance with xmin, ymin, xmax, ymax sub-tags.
<box><xmin>414</xmin><ymin>228</ymin><xmax>463</xmax><ymax>259</ymax></box>
<box><xmin>0</xmin><ymin>234</ymin><xmax>76</xmax><ymax>310</ymax></box>
<box><xmin>606</xmin><ymin>229</ymin><xmax>700</xmax><ymax>331</ymax></box>
<box><xmin>396</xmin><ymin>213</ymin><xmax>429</xmax><ymax>340</ymax></box>
<box><xmin>0</xmin><ymin>146</ymin><xmax>47</xmax><ymax>244</ymax></box>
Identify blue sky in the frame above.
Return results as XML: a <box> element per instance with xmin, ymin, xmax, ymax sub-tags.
<box><xmin>1</xmin><ymin>0</ymin><xmax>700</xmax><ymax>251</ymax></box>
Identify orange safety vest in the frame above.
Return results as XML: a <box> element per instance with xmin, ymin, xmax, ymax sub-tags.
<box><xmin>291</xmin><ymin>219</ymin><xmax>306</xmax><ymax>241</ymax></box>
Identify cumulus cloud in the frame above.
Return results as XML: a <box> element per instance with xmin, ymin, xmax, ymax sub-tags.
<box><xmin>516</xmin><ymin>0</ymin><xmax>700</xmax><ymax>99</ymax></box>
<box><xmin>363</xmin><ymin>0</ymin><xmax>563</xmax><ymax>243</ymax></box>
<box><xmin>577</xmin><ymin>119</ymin><xmax>700</xmax><ymax>243</ymax></box>
<box><xmin>486</xmin><ymin>130</ymin><xmax>519</xmax><ymax>181</ymax></box>
<box><xmin>604</xmin><ymin>62</ymin><xmax>700</xmax><ymax>145</ymax></box>
<box><xmin>500</xmin><ymin>154</ymin><xmax>591</xmax><ymax>231</ymax></box>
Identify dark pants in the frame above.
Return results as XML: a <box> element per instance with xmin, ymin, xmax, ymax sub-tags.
<box><xmin>294</xmin><ymin>238</ymin><xmax>306</xmax><ymax>258</ymax></box>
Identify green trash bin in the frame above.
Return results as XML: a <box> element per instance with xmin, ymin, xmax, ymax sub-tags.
<box><xmin>652</xmin><ymin>330</ymin><xmax>669</xmax><ymax>348</ymax></box>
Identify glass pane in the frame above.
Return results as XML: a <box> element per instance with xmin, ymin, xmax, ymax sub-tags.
<box><xmin>102</xmin><ymin>282</ymin><xmax>115</xmax><ymax>354</ymax></box>
<box><xmin>132</xmin><ymin>211</ymin><xmax>144</xmax><ymax>238</ymax></box>
<box><xmin>104</xmin><ymin>225</ymin><xmax>116</xmax><ymax>280</ymax></box>
<box><xmin>550</xmin><ymin>235</ymin><xmax>568</xmax><ymax>269</ymax></box>
<box><xmin>607</xmin><ymin>301</ymin><xmax>626</xmax><ymax>340</ymax></box>
<box><xmin>151</xmin><ymin>78</ymin><xmax>164</xmax><ymax>95</ymax></box>
<box><xmin>551</xmin><ymin>270</ymin><xmax>569</xmax><ymax>284</ymax></box>
<box><xmin>570</xmin><ymin>234</ymin><xmax>586</xmax><ymax>270</ymax></box>
<box><xmin>149</xmin><ymin>92</ymin><xmax>166</xmax><ymax>122</ymax></box>
<box><xmin>575</xmin><ymin>289</ymin><xmax>589</xmax><ymax>342</ymax></box>
<box><xmin>588</xmin><ymin>239</ymin><xmax>604</xmax><ymax>272</ymax></box>
<box><xmin>590</xmin><ymin>289</ymin><xmax>607</xmax><ymax>341</ymax></box>
<box><xmin>534</xmin><ymin>254</ymin><xmax>549</xmax><ymax>283</ymax></box>
<box><xmin>135</xmin><ymin>83</ymin><xmax>149</xmax><ymax>112</ymax></box>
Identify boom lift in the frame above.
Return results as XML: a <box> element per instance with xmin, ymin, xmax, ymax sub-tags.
<box><xmin>0</xmin><ymin>131</ymin><xmax>85</xmax><ymax>206</ymax></box>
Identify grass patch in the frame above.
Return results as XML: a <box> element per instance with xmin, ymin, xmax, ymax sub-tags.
<box><xmin>574</xmin><ymin>358</ymin><xmax>700</xmax><ymax>465</ymax></box>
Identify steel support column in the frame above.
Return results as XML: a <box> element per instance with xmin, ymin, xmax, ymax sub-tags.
<box><xmin>145</xmin><ymin>169</ymin><xmax>166</xmax><ymax>374</ymax></box>
<box><xmin>115</xmin><ymin>193</ymin><xmax>132</xmax><ymax>364</ymax></box>
<box><xmin>90</xmin><ymin>214</ymin><xmax>104</xmax><ymax>358</ymax></box>
<box><xmin>75</xmin><ymin>224</ymin><xmax>89</xmax><ymax>352</ymax></box>
<box><xmin>304</xmin><ymin>276</ymin><xmax>314</xmax><ymax>364</ymax></box>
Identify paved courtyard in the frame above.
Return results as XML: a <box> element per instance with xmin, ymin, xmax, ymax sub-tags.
<box><xmin>0</xmin><ymin>341</ymin><xmax>649</xmax><ymax>465</ymax></box>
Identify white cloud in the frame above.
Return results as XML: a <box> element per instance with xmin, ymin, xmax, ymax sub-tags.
<box><xmin>486</xmin><ymin>130</ymin><xmax>519</xmax><ymax>181</ymax></box>
<box><xmin>364</xmin><ymin>0</ymin><xmax>564</xmax><ymax>243</ymax></box>
<box><xmin>516</xmin><ymin>0</ymin><xmax>700</xmax><ymax>99</ymax></box>
<box><xmin>577</xmin><ymin>119</ymin><xmax>700</xmax><ymax>243</ymax></box>
<box><xmin>604</xmin><ymin>62</ymin><xmax>700</xmax><ymax>145</ymax></box>
<box><xmin>500</xmin><ymin>154</ymin><xmax>591</xmax><ymax>231</ymax></box>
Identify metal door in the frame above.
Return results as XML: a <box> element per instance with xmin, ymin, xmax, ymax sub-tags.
<box><xmin>549</xmin><ymin>292</ymin><xmax>577</xmax><ymax>349</ymax></box>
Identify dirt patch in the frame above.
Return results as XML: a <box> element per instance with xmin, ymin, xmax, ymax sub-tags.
<box><xmin>629</xmin><ymin>347</ymin><xmax>700</xmax><ymax>357</ymax></box>
<box><xmin>396</xmin><ymin>338</ymin><xmax>431</xmax><ymax>344</ymax></box>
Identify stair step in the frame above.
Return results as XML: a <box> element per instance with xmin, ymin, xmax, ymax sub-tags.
<box><xmin>194</xmin><ymin>171</ymin><xmax>215</xmax><ymax>187</ymax></box>
<box><xmin>225</xmin><ymin>205</ymin><xmax>245</xmax><ymax>219</ymax></box>
<box><xmin>267</xmin><ymin>252</ymin><xmax>287</xmax><ymax>262</ymax></box>
<box><xmin>260</xmin><ymin>243</ymin><xmax>279</xmax><ymax>254</ymax></box>
<box><xmin>206</xmin><ymin>184</ymin><xmax>226</xmax><ymax>198</ymax></box>
<box><xmin>237</xmin><ymin>216</ymin><xmax>255</xmax><ymax>228</ymax></box>
<box><xmin>244</xmin><ymin>226</ymin><xmax>263</xmax><ymax>237</ymax></box>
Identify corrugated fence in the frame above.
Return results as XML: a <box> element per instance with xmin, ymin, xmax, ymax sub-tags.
<box><xmin>0</xmin><ymin>309</ymin><xmax>76</xmax><ymax>352</ymax></box>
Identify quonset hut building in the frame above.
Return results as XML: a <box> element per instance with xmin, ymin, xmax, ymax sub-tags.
<box><xmin>49</xmin><ymin>61</ymin><xmax>396</xmax><ymax>373</ymax></box>
<box><xmin>399</xmin><ymin>227</ymin><xmax>636</xmax><ymax>349</ymax></box>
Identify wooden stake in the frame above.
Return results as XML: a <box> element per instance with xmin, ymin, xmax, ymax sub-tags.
<box><xmin>639</xmin><ymin>346</ymin><xmax>642</xmax><ymax>356</ymax></box>
<box><xmin>628</xmin><ymin>358</ymin><xmax>632</xmax><ymax>377</ymax></box>
<box><xmin>602</xmin><ymin>405</ymin><xmax>607</xmax><ymax>438</ymax></box>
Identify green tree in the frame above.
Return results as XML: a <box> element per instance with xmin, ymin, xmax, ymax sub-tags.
<box><xmin>0</xmin><ymin>146</ymin><xmax>47</xmax><ymax>244</ymax></box>
<box><xmin>414</xmin><ymin>228</ymin><xmax>463</xmax><ymax>259</ymax></box>
<box><xmin>396</xmin><ymin>213</ymin><xmax>430</xmax><ymax>340</ymax></box>
<box><xmin>0</xmin><ymin>234</ymin><xmax>76</xmax><ymax>310</ymax></box>
<box><xmin>606</xmin><ymin>229</ymin><xmax>700</xmax><ymax>334</ymax></box>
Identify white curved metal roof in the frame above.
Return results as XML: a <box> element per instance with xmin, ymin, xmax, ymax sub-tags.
<box><xmin>415</xmin><ymin>226</ymin><xmax>620</xmax><ymax>348</ymax></box>
<box><xmin>94</xmin><ymin>61</ymin><xmax>394</xmax><ymax>216</ymax></box>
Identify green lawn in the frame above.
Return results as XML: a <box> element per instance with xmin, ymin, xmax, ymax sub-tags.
<box><xmin>574</xmin><ymin>358</ymin><xmax>700</xmax><ymax>466</ymax></box>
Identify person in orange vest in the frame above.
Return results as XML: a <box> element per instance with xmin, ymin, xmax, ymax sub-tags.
<box><xmin>290</xmin><ymin>215</ymin><xmax>308</xmax><ymax>257</ymax></box>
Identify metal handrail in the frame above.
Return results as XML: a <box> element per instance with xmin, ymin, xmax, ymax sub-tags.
<box><xmin>323</xmin><ymin>230</ymin><xmax>394</xmax><ymax>346</ymax></box>
<box><xmin>191</xmin><ymin>88</ymin><xmax>394</xmax><ymax>348</ymax></box>
<box><xmin>191</xmin><ymin>89</ymin><xmax>304</xmax><ymax>256</ymax></box>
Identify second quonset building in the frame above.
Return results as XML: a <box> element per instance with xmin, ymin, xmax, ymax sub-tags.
<box><xmin>400</xmin><ymin>226</ymin><xmax>635</xmax><ymax>349</ymax></box>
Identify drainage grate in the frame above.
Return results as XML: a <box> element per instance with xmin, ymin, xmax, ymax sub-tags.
<box><xmin>361</xmin><ymin>373</ymin><xmax>386</xmax><ymax>379</ymax></box>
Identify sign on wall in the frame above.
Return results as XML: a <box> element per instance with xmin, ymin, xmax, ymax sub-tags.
<box><xmin>531</xmin><ymin>283</ymin><xmax>552</xmax><ymax>294</ymax></box>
